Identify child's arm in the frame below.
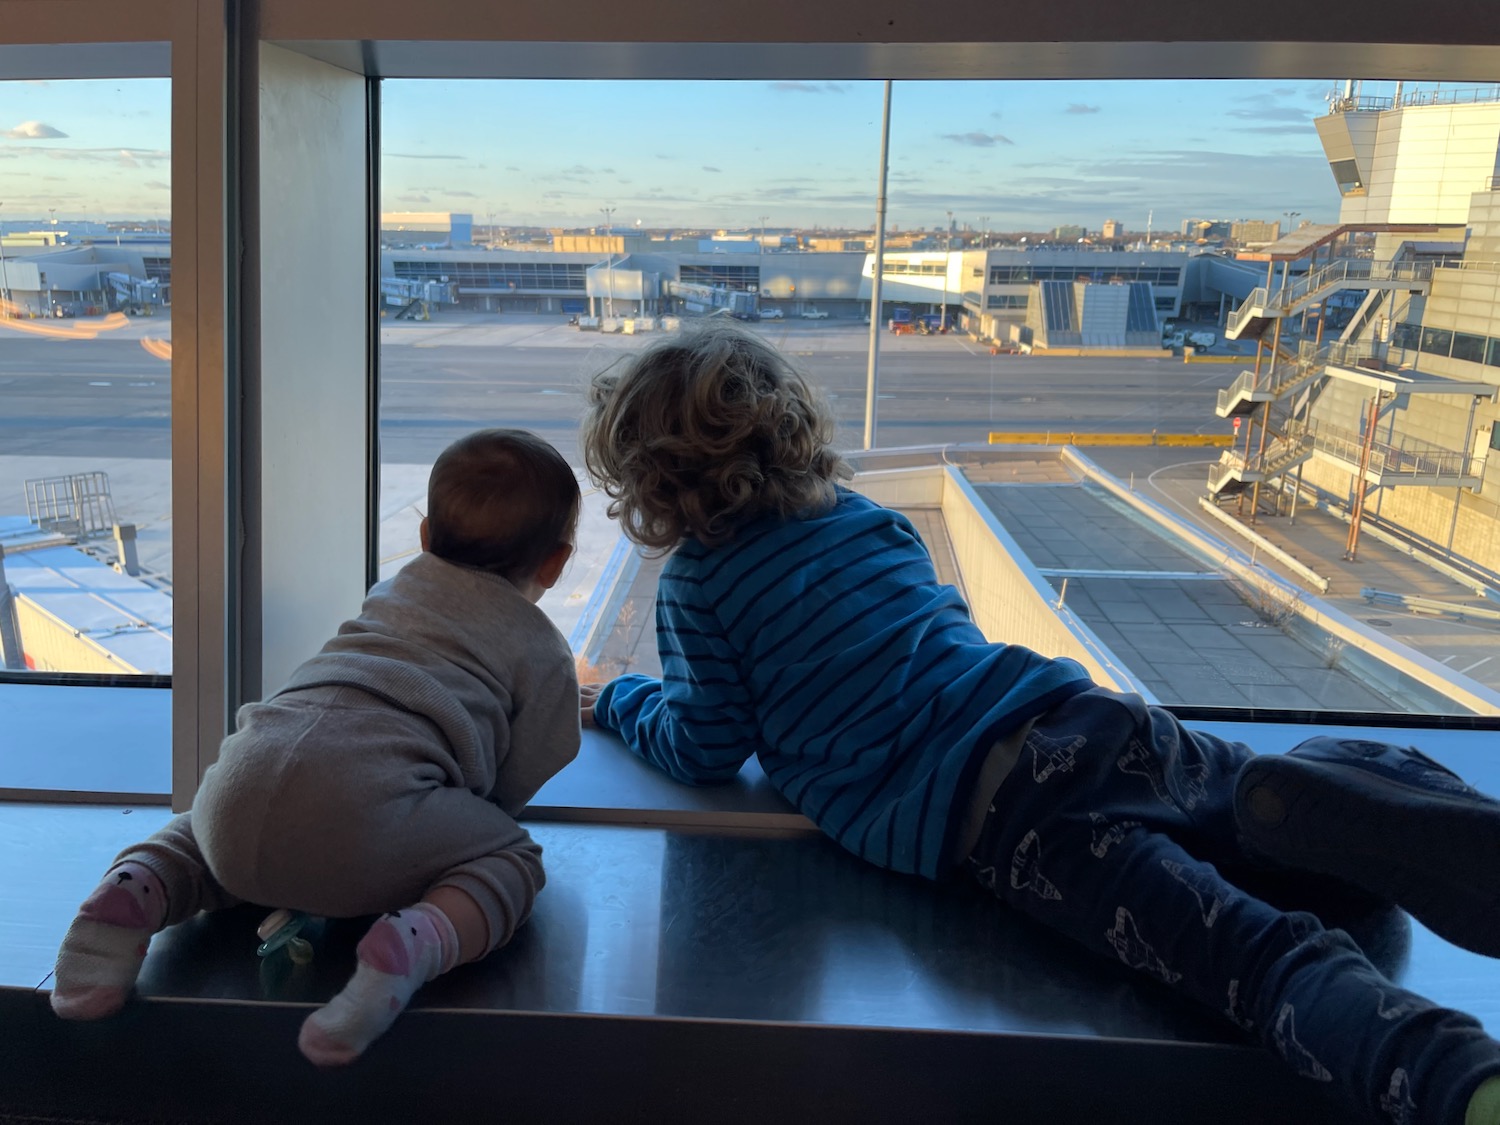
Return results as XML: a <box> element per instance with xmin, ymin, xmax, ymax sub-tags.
<box><xmin>591</xmin><ymin>573</ymin><xmax>760</xmax><ymax>785</ymax></box>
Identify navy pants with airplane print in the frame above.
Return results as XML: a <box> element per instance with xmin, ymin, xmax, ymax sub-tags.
<box><xmin>967</xmin><ymin>686</ymin><xmax>1498</xmax><ymax>1125</ymax></box>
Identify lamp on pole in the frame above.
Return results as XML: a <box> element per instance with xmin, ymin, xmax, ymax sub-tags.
<box><xmin>1282</xmin><ymin>210</ymin><xmax>1301</xmax><ymax>239</ymax></box>
<box><xmin>600</xmin><ymin>205</ymin><xmax>617</xmax><ymax>316</ymax></box>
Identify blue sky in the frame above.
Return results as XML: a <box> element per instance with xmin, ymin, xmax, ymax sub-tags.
<box><xmin>0</xmin><ymin>76</ymin><xmax>1398</xmax><ymax>230</ymax></box>
<box><xmin>381</xmin><ymin>78</ymin><xmax>1352</xmax><ymax>232</ymax></box>
<box><xmin>1</xmin><ymin>79</ymin><xmax>170</xmax><ymax>222</ymax></box>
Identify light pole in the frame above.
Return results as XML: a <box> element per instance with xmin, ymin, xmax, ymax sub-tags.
<box><xmin>1282</xmin><ymin>211</ymin><xmax>1301</xmax><ymax>240</ymax></box>
<box><xmin>941</xmin><ymin>209</ymin><xmax>952</xmax><ymax>332</ymax></box>
<box><xmin>0</xmin><ymin>201</ymin><xmax>9</xmax><ymax>313</ymax></box>
<box><xmin>757</xmin><ymin>214</ymin><xmax>768</xmax><ymax>307</ymax></box>
<box><xmin>979</xmin><ymin>215</ymin><xmax>989</xmax><ymax>249</ymax></box>
<box><xmin>864</xmin><ymin>80</ymin><xmax>893</xmax><ymax>450</ymax></box>
<box><xmin>600</xmin><ymin>205</ymin><xmax>616</xmax><ymax>316</ymax></box>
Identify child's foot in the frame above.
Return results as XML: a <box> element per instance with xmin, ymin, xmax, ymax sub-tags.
<box><xmin>1235</xmin><ymin>738</ymin><xmax>1500</xmax><ymax>957</ymax></box>
<box><xmin>51</xmin><ymin>862</ymin><xmax>167</xmax><ymax>1019</ymax></box>
<box><xmin>297</xmin><ymin>904</ymin><xmax>458</xmax><ymax>1067</ymax></box>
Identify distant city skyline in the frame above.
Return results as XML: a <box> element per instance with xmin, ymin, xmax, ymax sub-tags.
<box><xmin>4</xmin><ymin>77</ymin><xmax>1482</xmax><ymax>230</ymax></box>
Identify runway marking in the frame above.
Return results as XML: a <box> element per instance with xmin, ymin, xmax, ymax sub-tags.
<box><xmin>1459</xmin><ymin>655</ymin><xmax>1493</xmax><ymax>675</ymax></box>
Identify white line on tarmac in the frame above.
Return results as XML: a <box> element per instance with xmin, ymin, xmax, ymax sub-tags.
<box><xmin>1459</xmin><ymin>655</ymin><xmax>1493</xmax><ymax>675</ymax></box>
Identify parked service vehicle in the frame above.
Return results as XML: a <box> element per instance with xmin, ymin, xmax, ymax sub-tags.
<box><xmin>801</xmin><ymin>308</ymin><xmax>829</xmax><ymax>319</ymax></box>
<box><xmin>760</xmin><ymin>307</ymin><xmax>784</xmax><ymax>320</ymax></box>
<box><xmin>1188</xmin><ymin>330</ymin><xmax>1217</xmax><ymax>348</ymax></box>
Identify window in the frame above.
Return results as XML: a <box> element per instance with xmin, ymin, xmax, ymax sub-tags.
<box><xmin>1452</xmin><ymin>331</ymin><xmax>1486</xmax><ymax>363</ymax></box>
<box><xmin>1421</xmin><ymin>325</ymin><xmax>1454</xmax><ymax>356</ymax></box>
<box><xmin>0</xmin><ymin>78</ymin><xmax>172</xmax><ymax>680</ymax></box>
<box><xmin>1330</xmin><ymin>157</ymin><xmax>1365</xmax><ymax>194</ymax></box>
<box><xmin>1393</xmin><ymin>321</ymin><xmax>1423</xmax><ymax>349</ymax></box>
<box><xmin>370</xmin><ymin>75</ymin><xmax>1500</xmax><ymax>719</ymax></box>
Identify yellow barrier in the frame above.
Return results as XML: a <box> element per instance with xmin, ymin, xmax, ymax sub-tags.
<box><xmin>1183</xmin><ymin>353</ymin><xmax>1250</xmax><ymax>364</ymax></box>
<box><xmin>1028</xmin><ymin>347</ymin><xmax>1169</xmax><ymax>358</ymax></box>
<box><xmin>988</xmin><ymin>432</ymin><xmax>1234</xmax><ymax>448</ymax></box>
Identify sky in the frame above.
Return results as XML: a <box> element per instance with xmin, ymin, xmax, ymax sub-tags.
<box><xmin>0</xmin><ymin>76</ymin><xmax>1448</xmax><ymax>231</ymax></box>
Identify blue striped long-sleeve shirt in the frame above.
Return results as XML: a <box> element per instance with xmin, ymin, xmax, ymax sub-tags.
<box><xmin>593</xmin><ymin>488</ymin><xmax>1094</xmax><ymax>880</ymax></box>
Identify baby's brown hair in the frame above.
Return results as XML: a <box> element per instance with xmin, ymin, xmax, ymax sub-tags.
<box><xmin>581</xmin><ymin>321</ymin><xmax>848</xmax><ymax>550</ymax></box>
<box><xmin>426</xmin><ymin>428</ymin><xmax>579</xmax><ymax>582</ymax></box>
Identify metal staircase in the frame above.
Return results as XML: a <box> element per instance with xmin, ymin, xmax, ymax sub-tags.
<box><xmin>1226</xmin><ymin>256</ymin><xmax>1442</xmax><ymax>341</ymax></box>
<box><xmin>1207</xmin><ymin>432</ymin><xmax>1315</xmax><ymax>496</ymax></box>
<box><xmin>1216</xmin><ymin>341</ymin><xmax>1339</xmax><ymax>417</ymax></box>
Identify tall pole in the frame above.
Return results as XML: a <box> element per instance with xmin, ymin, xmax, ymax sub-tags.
<box><xmin>600</xmin><ymin>206</ymin><xmax>616</xmax><ymax>316</ymax></box>
<box><xmin>863</xmin><ymin>80</ymin><xmax>893</xmax><ymax>451</ymax></box>
<box><xmin>0</xmin><ymin>201</ymin><xmax>10</xmax><ymax>312</ymax></box>
<box><xmin>942</xmin><ymin>209</ymin><xmax>952</xmax><ymax>332</ymax></box>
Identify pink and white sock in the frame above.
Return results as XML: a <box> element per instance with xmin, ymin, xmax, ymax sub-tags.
<box><xmin>297</xmin><ymin>903</ymin><xmax>459</xmax><ymax>1067</ymax></box>
<box><xmin>51</xmin><ymin>861</ymin><xmax>168</xmax><ymax>1020</ymax></box>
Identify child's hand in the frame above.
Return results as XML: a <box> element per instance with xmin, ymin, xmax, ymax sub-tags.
<box><xmin>579</xmin><ymin>683</ymin><xmax>605</xmax><ymax>727</ymax></box>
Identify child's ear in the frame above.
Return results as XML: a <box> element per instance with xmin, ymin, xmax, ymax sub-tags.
<box><xmin>535</xmin><ymin>541</ymin><xmax>574</xmax><ymax>591</ymax></box>
<box><xmin>419</xmin><ymin>517</ymin><xmax>430</xmax><ymax>552</ymax></box>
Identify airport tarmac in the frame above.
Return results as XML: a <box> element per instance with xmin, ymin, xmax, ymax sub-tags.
<box><xmin>5</xmin><ymin>309</ymin><xmax>1499</xmax><ymax>708</ymax></box>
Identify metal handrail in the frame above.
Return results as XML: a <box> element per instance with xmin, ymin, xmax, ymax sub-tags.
<box><xmin>1303</xmin><ymin>419</ymin><xmax>1480</xmax><ymax>480</ymax></box>
<box><xmin>1228</xmin><ymin>258</ymin><xmax>1445</xmax><ymax>333</ymax></box>
<box><xmin>1329</xmin><ymin>86</ymin><xmax>1500</xmax><ymax>115</ymax></box>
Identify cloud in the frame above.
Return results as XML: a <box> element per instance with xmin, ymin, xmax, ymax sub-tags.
<box><xmin>399</xmin><ymin>193</ymin><xmax>432</xmax><ymax>203</ymax></box>
<box><xmin>769</xmin><ymin>81</ymin><xmax>848</xmax><ymax>94</ymax></box>
<box><xmin>1</xmin><ymin>144</ymin><xmax>169</xmax><ymax>165</ymax></box>
<box><xmin>144</xmin><ymin>180</ymin><xmax>170</xmax><ymax>190</ymax></box>
<box><xmin>702</xmin><ymin>165</ymin><xmax>722</xmax><ymax>173</ymax></box>
<box><xmin>989</xmin><ymin>110</ymin><xmax>1003</xmax><ymax>120</ymax></box>
<box><xmin>941</xmin><ymin>132</ymin><xmax>1014</xmax><ymax>147</ymax></box>
<box><xmin>4</xmin><ymin>120</ymin><xmax>67</xmax><ymax>139</ymax></box>
<box><xmin>505</xmin><ymin>165</ymin><xmax>520</xmax><ymax>172</ymax></box>
<box><xmin>1065</xmin><ymin>104</ymin><xmax>1101</xmax><ymax>115</ymax></box>
<box><xmin>445</xmin><ymin>190</ymin><xmax>478</xmax><ymax>197</ymax></box>
<box><xmin>1227</xmin><ymin>94</ymin><xmax>1308</xmax><ymax>123</ymax></box>
<box><xmin>386</xmin><ymin>152</ymin><xmax>464</xmax><ymax>160</ymax></box>
<box><xmin>1232</xmin><ymin>125</ymin><xmax>1315</xmax><ymax>135</ymax></box>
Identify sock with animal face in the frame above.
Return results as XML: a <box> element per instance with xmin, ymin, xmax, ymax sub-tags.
<box><xmin>297</xmin><ymin>903</ymin><xmax>460</xmax><ymax>1066</ymax></box>
<box><xmin>51</xmin><ymin>861</ymin><xmax>169</xmax><ymax>1019</ymax></box>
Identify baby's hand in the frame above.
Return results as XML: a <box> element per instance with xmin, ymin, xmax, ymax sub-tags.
<box><xmin>579</xmin><ymin>683</ymin><xmax>605</xmax><ymax>727</ymax></box>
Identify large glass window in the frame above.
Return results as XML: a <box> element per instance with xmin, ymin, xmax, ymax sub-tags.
<box><xmin>0</xmin><ymin>78</ymin><xmax>172</xmax><ymax>679</ymax></box>
<box><xmin>376</xmin><ymin>77</ymin><xmax>1500</xmax><ymax>719</ymax></box>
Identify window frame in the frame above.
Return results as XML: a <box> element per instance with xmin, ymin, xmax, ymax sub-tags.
<box><xmin>0</xmin><ymin>0</ymin><xmax>230</xmax><ymax>809</ymax></box>
<box><xmin>12</xmin><ymin>0</ymin><xmax>1500</xmax><ymax>811</ymax></box>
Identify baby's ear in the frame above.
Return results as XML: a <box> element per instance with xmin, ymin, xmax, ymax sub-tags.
<box><xmin>535</xmin><ymin>541</ymin><xmax>574</xmax><ymax>590</ymax></box>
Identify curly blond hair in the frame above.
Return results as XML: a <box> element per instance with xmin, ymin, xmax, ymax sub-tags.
<box><xmin>581</xmin><ymin>321</ymin><xmax>850</xmax><ymax>550</ymax></box>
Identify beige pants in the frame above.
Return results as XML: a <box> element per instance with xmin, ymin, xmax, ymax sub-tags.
<box><xmin>118</xmin><ymin>686</ymin><xmax>542</xmax><ymax>953</ymax></box>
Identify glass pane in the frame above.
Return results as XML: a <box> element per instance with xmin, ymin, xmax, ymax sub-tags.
<box><xmin>1452</xmin><ymin>331</ymin><xmax>1486</xmax><ymax>363</ymax></box>
<box><xmin>1421</xmin><ymin>326</ymin><xmax>1454</xmax><ymax>355</ymax></box>
<box><xmin>0</xmin><ymin>78</ymin><xmax>172</xmax><ymax>678</ymax></box>
<box><xmin>378</xmin><ymin>77</ymin><xmax>1500</xmax><ymax>718</ymax></box>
